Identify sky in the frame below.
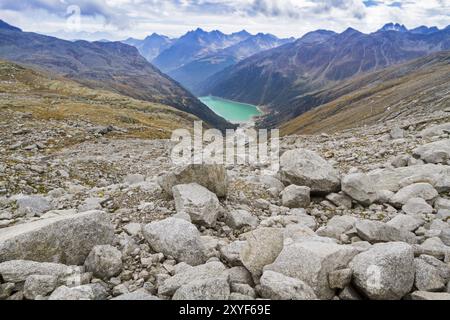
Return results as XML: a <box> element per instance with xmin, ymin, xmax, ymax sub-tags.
<box><xmin>0</xmin><ymin>0</ymin><xmax>448</xmax><ymax>41</ymax></box>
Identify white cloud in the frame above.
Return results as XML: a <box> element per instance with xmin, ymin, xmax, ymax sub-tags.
<box><xmin>0</xmin><ymin>0</ymin><xmax>448</xmax><ymax>40</ymax></box>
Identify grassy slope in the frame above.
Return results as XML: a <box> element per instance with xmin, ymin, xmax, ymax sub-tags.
<box><xmin>280</xmin><ymin>51</ymin><xmax>450</xmax><ymax>136</ymax></box>
<box><xmin>0</xmin><ymin>60</ymin><xmax>199</xmax><ymax>140</ymax></box>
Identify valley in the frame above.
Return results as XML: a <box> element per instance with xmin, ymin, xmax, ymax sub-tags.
<box><xmin>199</xmin><ymin>96</ymin><xmax>262</xmax><ymax>123</ymax></box>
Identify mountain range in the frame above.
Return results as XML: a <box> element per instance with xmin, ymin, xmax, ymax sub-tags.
<box><xmin>197</xmin><ymin>23</ymin><xmax>450</xmax><ymax>128</ymax></box>
<box><xmin>0</xmin><ymin>20</ymin><xmax>232</xmax><ymax>131</ymax></box>
<box><xmin>123</xmin><ymin>28</ymin><xmax>294</xmax><ymax>92</ymax></box>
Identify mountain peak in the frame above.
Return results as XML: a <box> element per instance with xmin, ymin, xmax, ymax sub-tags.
<box><xmin>0</xmin><ymin>20</ymin><xmax>22</xmax><ymax>32</ymax></box>
<box><xmin>410</xmin><ymin>26</ymin><xmax>439</xmax><ymax>35</ymax></box>
<box><xmin>232</xmin><ymin>30</ymin><xmax>251</xmax><ymax>37</ymax></box>
<box><xmin>378</xmin><ymin>23</ymin><xmax>408</xmax><ymax>32</ymax></box>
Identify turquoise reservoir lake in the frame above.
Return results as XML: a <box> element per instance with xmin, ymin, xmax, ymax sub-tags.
<box><xmin>199</xmin><ymin>96</ymin><xmax>262</xmax><ymax>123</ymax></box>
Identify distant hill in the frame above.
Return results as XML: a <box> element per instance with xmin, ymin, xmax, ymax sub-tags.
<box><xmin>0</xmin><ymin>60</ymin><xmax>199</xmax><ymax>139</ymax></box>
<box><xmin>0</xmin><ymin>20</ymin><xmax>232</xmax><ymax>131</ymax></box>
<box><xmin>197</xmin><ymin>24</ymin><xmax>450</xmax><ymax>128</ymax></box>
<box><xmin>280</xmin><ymin>51</ymin><xmax>450</xmax><ymax>135</ymax></box>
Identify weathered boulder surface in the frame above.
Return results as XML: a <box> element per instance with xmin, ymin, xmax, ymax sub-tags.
<box><xmin>413</xmin><ymin>140</ymin><xmax>450</xmax><ymax>164</ymax></box>
<box><xmin>259</xmin><ymin>270</ymin><xmax>317</xmax><ymax>300</ymax></box>
<box><xmin>158</xmin><ymin>164</ymin><xmax>228</xmax><ymax>198</ymax></box>
<box><xmin>84</xmin><ymin>245</ymin><xmax>123</xmax><ymax>280</ymax></box>
<box><xmin>349</xmin><ymin>242</ymin><xmax>415</xmax><ymax>300</ymax></box>
<box><xmin>279</xmin><ymin>149</ymin><xmax>340</xmax><ymax>194</ymax></box>
<box><xmin>341</xmin><ymin>173</ymin><xmax>377</xmax><ymax>206</ymax></box>
<box><xmin>172</xmin><ymin>183</ymin><xmax>221</xmax><ymax>227</ymax></box>
<box><xmin>143</xmin><ymin>218</ymin><xmax>207</xmax><ymax>266</ymax></box>
<box><xmin>265</xmin><ymin>241</ymin><xmax>358</xmax><ymax>299</ymax></box>
<box><xmin>367</xmin><ymin>164</ymin><xmax>450</xmax><ymax>192</ymax></box>
<box><xmin>355</xmin><ymin>220</ymin><xmax>417</xmax><ymax>244</ymax></box>
<box><xmin>390</xmin><ymin>183</ymin><xmax>438</xmax><ymax>208</ymax></box>
<box><xmin>280</xmin><ymin>185</ymin><xmax>311</xmax><ymax>208</ymax></box>
<box><xmin>0</xmin><ymin>210</ymin><xmax>115</xmax><ymax>264</ymax></box>
<box><xmin>240</xmin><ymin>228</ymin><xmax>284</xmax><ymax>278</ymax></box>
<box><xmin>172</xmin><ymin>275</ymin><xmax>230</xmax><ymax>300</ymax></box>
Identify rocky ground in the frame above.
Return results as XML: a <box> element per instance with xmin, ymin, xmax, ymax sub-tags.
<box><xmin>1</xmin><ymin>107</ymin><xmax>450</xmax><ymax>300</ymax></box>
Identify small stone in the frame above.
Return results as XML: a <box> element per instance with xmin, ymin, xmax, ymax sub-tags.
<box><xmin>24</xmin><ymin>275</ymin><xmax>58</xmax><ymax>300</ymax></box>
<box><xmin>280</xmin><ymin>185</ymin><xmax>311</xmax><ymax>208</ymax></box>
<box><xmin>84</xmin><ymin>245</ymin><xmax>123</xmax><ymax>280</ymax></box>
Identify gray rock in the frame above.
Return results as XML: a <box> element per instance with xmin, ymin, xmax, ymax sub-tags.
<box><xmin>326</xmin><ymin>193</ymin><xmax>353</xmax><ymax>209</ymax></box>
<box><xmin>265</xmin><ymin>241</ymin><xmax>358</xmax><ymax>299</ymax></box>
<box><xmin>158</xmin><ymin>164</ymin><xmax>228</xmax><ymax>198</ymax></box>
<box><xmin>418</xmin><ymin>255</ymin><xmax>450</xmax><ymax>281</ymax></box>
<box><xmin>416</xmin><ymin>237</ymin><xmax>450</xmax><ymax>259</ymax></box>
<box><xmin>172</xmin><ymin>183</ymin><xmax>221</xmax><ymax>227</ymax></box>
<box><xmin>143</xmin><ymin>218</ymin><xmax>207</xmax><ymax>266</ymax></box>
<box><xmin>350</xmin><ymin>242</ymin><xmax>415</xmax><ymax>300</ymax></box>
<box><xmin>225</xmin><ymin>210</ymin><xmax>258</xmax><ymax>229</ymax></box>
<box><xmin>441</xmin><ymin>229</ymin><xmax>450</xmax><ymax>246</ymax></box>
<box><xmin>390</xmin><ymin>183</ymin><xmax>438</xmax><ymax>208</ymax></box>
<box><xmin>280</xmin><ymin>185</ymin><xmax>311</xmax><ymax>208</ymax></box>
<box><xmin>158</xmin><ymin>261</ymin><xmax>227</xmax><ymax>296</ymax></box>
<box><xmin>48</xmin><ymin>285</ymin><xmax>99</xmax><ymax>300</ymax></box>
<box><xmin>279</xmin><ymin>149</ymin><xmax>340</xmax><ymax>194</ymax></box>
<box><xmin>84</xmin><ymin>245</ymin><xmax>122</xmax><ymax>280</ymax></box>
<box><xmin>387</xmin><ymin>214</ymin><xmax>424</xmax><ymax>232</ymax></box>
<box><xmin>240</xmin><ymin>228</ymin><xmax>284</xmax><ymax>278</ymax></box>
<box><xmin>390</xmin><ymin>126</ymin><xmax>404</xmax><ymax>139</ymax></box>
<box><xmin>14</xmin><ymin>195</ymin><xmax>52</xmax><ymax>217</ymax></box>
<box><xmin>316</xmin><ymin>216</ymin><xmax>357</xmax><ymax>240</ymax></box>
<box><xmin>224</xmin><ymin>266</ymin><xmax>253</xmax><ymax>286</ymax></box>
<box><xmin>342</xmin><ymin>173</ymin><xmax>377</xmax><ymax>206</ymax></box>
<box><xmin>435</xmin><ymin>175</ymin><xmax>450</xmax><ymax>193</ymax></box>
<box><xmin>435</xmin><ymin>198</ymin><xmax>450</xmax><ymax>210</ymax></box>
<box><xmin>122</xmin><ymin>223</ymin><xmax>142</xmax><ymax>237</ymax></box>
<box><xmin>410</xmin><ymin>291</ymin><xmax>450</xmax><ymax>300</ymax></box>
<box><xmin>24</xmin><ymin>275</ymin><xmax>58</xmax><ymax>299</ymax></box>
<box><xmin>328</xmin><ymin>269</ymin><xmax>352</xmax><ymax>290</ymax></box>
<box><xmin>437</xmin><ymin>209</ymin><xmax>450</xmax><ymax>221</ymax></box>
<box><xmin>420</xmin><ymin>123</ymin><xmax>450</xmax><ymax>138</ymax></box>
<box><xmin>413</xmin><ymin>140</ymin><xmax>450</xmax><ymax>164</ymax></box>
<box><xmin>367</xmin><ymin>164</ymin><xmax>450</xmax><ymax>192</ymax></box>
<box><xmin>414</xmin><ymin>259</ymin><xmax>445</xmax><ymax>292</ymax></box>
<box><xmin>259</xmin><ymin>270</ymin><xmax>317</xmax><ymax>300</ymax></box>
<box><xmin>112</xmin><ymin>289</ymin><xmax>159</xmax><ymax>300</ymax></box>
<box><xmin>219</xmin><ymin>241</ymin><xmax>246</xmax><ymax>266</ymax></box>
<box><xmin>402</xmin><ymin>198</ymin><xmax>433</xmax><ymax>215</ymax></box>
<box><xmin>230</xmin><ymin>283</ymin><xmax>255</xmax><ymax>298</ymax></box>
<box><xmin>288</xmin><ymin>209</ymin><xmax>318</xmax><ymax>230</ymax></box>
<box><xmin>355</xmin><ymin>220</ymin><xmax>417</xmax><ymax>244</ymax></box>
<box><xmin>0</xmin><ymin>260</ymin><xmax>82</xmax><ymax>283</ymax></box>
<box><xmin>0</xmin><ymin>210</ymin><xmax>115</xmax><ymax>264</ymax></box>
<box><xmin>172</xmin><ymin>275</ymin><xmax>230</xmax><ymax>300</ymax></box>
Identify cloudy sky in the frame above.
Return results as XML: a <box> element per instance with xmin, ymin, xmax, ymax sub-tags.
<box><xmin>0</xmin><ymin>0</ymin><xmax>448</xmax><ymax>40</ymax></box>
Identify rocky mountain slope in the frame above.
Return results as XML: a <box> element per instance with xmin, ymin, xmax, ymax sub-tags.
<box><xmin>198</xmin><ymin>24</ymin><xmax>449</xmax><ymax>127</ymax></box>
<box><xmin>279</xmin><ymin>51</ymin><xmax>450</xmax><ymax>134</ymax></box>
<box><xmin>0</xmin><ymin>20</ymin><xmax>232</xmax><ymax>131</ymax></box>
<box><xmin>1</xmin><ymin>84</ymin><xmax>450</xmax><ymax>299</ymax></box>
